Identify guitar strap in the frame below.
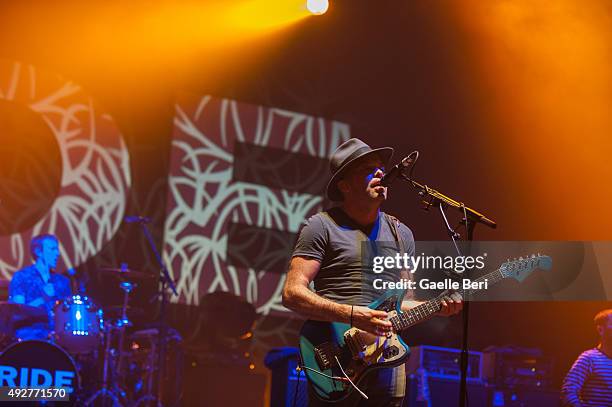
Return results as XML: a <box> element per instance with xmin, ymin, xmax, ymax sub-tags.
<box><xmin>385</xmin><ymin>213</ymin><xmax>415</xmax><ymax>296</ymax></box>
<box><xmin>384</xmin><ymin>213</ymin><xmax>406</xmax><ymax>257</ymax></box>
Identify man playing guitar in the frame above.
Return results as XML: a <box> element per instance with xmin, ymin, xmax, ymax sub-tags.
<box><xmin>282</xmin><ymin>138</ymin><xmax>462</xmax><ymax>406</ymax></box>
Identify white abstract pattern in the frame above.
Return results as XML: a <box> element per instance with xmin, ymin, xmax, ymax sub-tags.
<box><xmin>164</xmin><ymin>95</ymin><xmax>350</xmax><ymax>315</ymax></box>
<box><xmin>0</xmin><ymin>61</ymin><xmax>131</xmax><ymax>277</ymax></box>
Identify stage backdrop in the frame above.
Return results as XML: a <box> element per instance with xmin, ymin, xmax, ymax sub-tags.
<box><xmin>0</xmin><ymin>60</ymin><xmax>131</xmax><ymax>279</ymax></box>
<box><xmin>163</xmin><ymin>93</ymin><xmax>350</xmax><ymax>313</ymax></box>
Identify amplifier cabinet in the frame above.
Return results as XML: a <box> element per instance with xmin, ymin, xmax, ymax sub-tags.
<box><xmin>407</xmin><ymin>345</ymin><xmax>483</xmax><ymax>382</ymax></box>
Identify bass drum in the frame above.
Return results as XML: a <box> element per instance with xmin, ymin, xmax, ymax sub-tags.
<box><xmin>0</xmin><ymin>340</ymin><xmax>80</xmax><ymax>403</ymax></box>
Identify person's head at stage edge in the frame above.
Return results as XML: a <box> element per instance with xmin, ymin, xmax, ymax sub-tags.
<box><xmin>594</xmin><ymin>309</ymin><xmax>612</xmax><ymax>349</ymax></box>
<box><xmin>30</xmin><ymin>234</ymin><xmax>60</xmax><ymax>271</ymax></box>
<box><xmin>326</xmin><ymin>138</ymin><xmax>394</xmax><ymax>219</ymax></box>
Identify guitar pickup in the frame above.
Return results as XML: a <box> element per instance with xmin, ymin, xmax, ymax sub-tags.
<box><xmin>383</xmin><ymin>345</ymin><xmax>399</xmax><ymax>359</ymax></box>
<box><xmin>314</xmin><ymin>342</ymin><xmax>339</xmax><ymax>370</ymax></box>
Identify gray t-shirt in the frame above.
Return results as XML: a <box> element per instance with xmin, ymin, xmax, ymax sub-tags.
<box><xmin>292</xmin><ymin>207</ymin><xmax>415</xmax><ymax>306</ymax></box>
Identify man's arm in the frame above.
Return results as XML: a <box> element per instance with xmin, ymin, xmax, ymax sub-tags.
<box><xmin>282</xmin><ymin>256</ymin><xmax>349</xmax><ymax>322</ymax></box>
<box><xmin>282</xmin><ymin>256</ymin><xmax>392</xmax><ymax>335</ymax></box>
<box><xmin>11</xmin><ymin>294</ymin><xmax>46</xmax><ymax>307</ymax></box>
<box><xmin>561</xmin><ymin>352</ymin><xmax>591</xmax><ymax>407</ymax></box>
<box><xmin>9</xmin><ymin>273</ymin><xmax>45</xmax><ymax>307</ymax></box>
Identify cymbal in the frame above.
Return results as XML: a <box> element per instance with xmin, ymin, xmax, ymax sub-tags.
<box><xmin>0</xmin><ymin>301</ymin><xmax>47</xmax><ymax>322</ymax></box>
<box><xmin>97</xmin><ymin>268</ymin><xmax>154</xmax><ymax>280</ymax></box>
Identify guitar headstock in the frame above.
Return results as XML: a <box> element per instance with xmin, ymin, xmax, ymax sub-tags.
<box><xmin>500</xmin><ymin>254</ymin><xmax>552</xmax><ymax>283</ymax></box>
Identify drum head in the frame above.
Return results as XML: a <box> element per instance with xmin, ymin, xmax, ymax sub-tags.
<box><xmin>0</xmin><ymin>340</ymin><xmax>80</xmax><ymax>394</ymax></box>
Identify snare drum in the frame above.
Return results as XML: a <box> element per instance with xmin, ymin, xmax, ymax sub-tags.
<box><xmin>0</xmin><ymin>340</ymin><xmax>80</xmax><ymax>395</ymax></box>
<box><xmin>54</xmin><ymin>295</ymin><xmax>103</xmax><ymax>354</ymax></box>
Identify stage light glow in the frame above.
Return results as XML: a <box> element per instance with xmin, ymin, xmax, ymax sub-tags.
<box><xmin>450</xmin><ymin>0</ymin><xmax>612</xmax><ymax>238</ymax></box>
<box><xmin>8</xmin><ymin>1</ymin><xmax>312</xmax><ymax>86</ymax></box>
<box><xmin>223</xmin><ymin>0</ymin><xmax>311</xmax><ymax>32</ymax></box>
<box><xmin>307</xmin><ymin>0</ymin><xmax>329</xmax><ymax>15</ymax></box>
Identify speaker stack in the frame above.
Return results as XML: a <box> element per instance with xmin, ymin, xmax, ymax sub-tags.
<box><xmin>265</xmin><ymin>347</ymin><xmax>308</xmax><ymax>407</ymax></box>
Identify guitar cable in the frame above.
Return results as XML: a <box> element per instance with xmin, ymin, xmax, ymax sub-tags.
<box><xmin>334</xmin><ymin>356</ymin><xmax>369</xmax><ymax>400</ymax></box>
<box><xmin>292</xmin><ymin>364</ymin><xmax>302</xmax><ymax>407</ymax></box>
<box><xmin>293</xmin><ymin>360</ymin><xmax>369</xmax><ymax>404</ymax></box>
<box><xmin>300</xmin><ymin>365</ymin><xmax>349</xmax><ymax>382</ymax></box>
<box><xmin>293</xmin><ymin>352</ymin><xmax>352</xmax><ymax>407</ymax></box>
<box><xmin>292</xmin><ymin>362</ymin><xmax>349</xmax><ymax>407</ymax></box>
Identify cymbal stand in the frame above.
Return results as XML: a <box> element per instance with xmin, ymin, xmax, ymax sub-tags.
<box><xmin>116</xmin><ymin>281</ymin><xmax>135</xmax><ymax>378</ymax></box>
<box><xmin>84</xmin><ymin>322</ymin><xmax>124</xmax><ymax>407</ymax></box>
<box><xmin>85</xmin><ymin>281</ymin><xmax>134</xmax><ymax>407</ymax></box>
<box><xmin>134</xmin><ymin>218</ymin><xmax>178</xmax><ymax>406</ymax></box>
<box><xmin>132</xmin><ymin>338</ymin><xmax>162</xmax><ymax>407</ymax></box>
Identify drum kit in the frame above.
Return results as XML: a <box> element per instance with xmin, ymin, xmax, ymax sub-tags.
<box><xmin>0</xmin><ymin>266</ymin><xmax>183</xmax><ymax>406</ymax></box>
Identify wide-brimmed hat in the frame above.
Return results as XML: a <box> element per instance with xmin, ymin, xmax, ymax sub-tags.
<box><xmin>326</xmin><ymin>138</ymin><xmax>394</xmax><ymax>201</ymax></box>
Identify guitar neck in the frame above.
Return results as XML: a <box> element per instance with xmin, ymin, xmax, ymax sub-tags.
<box><xmin>391</xmin><ymin>268</ymin><xmax>505</xmax><ymax>332</ymax></box>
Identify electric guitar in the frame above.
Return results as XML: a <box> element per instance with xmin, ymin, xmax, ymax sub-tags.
<box><xmin>299</xmin><ymin>255</ymin><xmax>552</xmax><ymax>402</ymax></box>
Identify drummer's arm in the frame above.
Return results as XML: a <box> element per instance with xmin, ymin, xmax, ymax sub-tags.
<box><xmin>11</xmin><ymin>295</ymin><xmax>45</xmax><ymax>307</ymax></box>
<box><xmin>9</xmin><ymin>272</ymin><xmax>47</xmax><ymax>307</ymax></box>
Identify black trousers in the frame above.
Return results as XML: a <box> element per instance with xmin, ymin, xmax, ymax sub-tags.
<box><xmin>307</xmin><ymin>364</ymin><xmax>406</xmax><ymax>407</ymax></box>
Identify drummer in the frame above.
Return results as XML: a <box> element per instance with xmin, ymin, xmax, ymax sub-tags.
<box><xmin>8</xmin><ymin>234</ymin><xmax>71</xmax><ymax>340</ymax></box>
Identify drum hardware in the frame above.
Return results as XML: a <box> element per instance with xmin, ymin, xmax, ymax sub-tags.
<box><xmin>130</xmin><ymin>329</ymin><xmax>160</xmax><ymax>407</ymax></box>
<box><xmin>83</xmin><ymin>320</ymin><xmax>125</xmax><ymax>407</ymax></box>
<box><xmin>0</xmin><ymin>301</ymin><xmax>48</xmax><ymax>323</ymax></box>
<box><xmin>2</xmin><ymin>255</ymin><xmax>183</xmax><ymax>406</ymax></box>
<box><xmin>129</xmin><ymin>327</ymin><xmax>183</xmax><ymax>407</ymax></box>
<box><xmin>105</xmin><ymin>305</ymin><xmax>145</xmax><ymax>320</ymax></box>
<box><xmin>98</xmin><ymin>266</ymin><xmax>155</xmax><ymax>281</ymax></box>
<box><xmin>116</xmin><ymin>281</ymin><xmax>136</xmax><ymax>329</ymax></box>
<box><xmin>84</xmin><ymin>278</ymin><xmax>138</xmax><ymax>406</ymax></box>
<box><xmin>53</xmin><ymin>294</ymin><xmax>103</xmax><ymax>354</ymax></box>
<box><xmin>115</xmin><ymin>280</ymin><xmax>135</xmax><ymax>398</ymax></box>
<box><xmin>0</xmin><ymin>301</ymin><xmax>50</xmax><ymax>345</ymax></box>
<box><xmin>127</xmin><ymin>214</ymin><xmax>178</xmax><ymax>406</ymax></box>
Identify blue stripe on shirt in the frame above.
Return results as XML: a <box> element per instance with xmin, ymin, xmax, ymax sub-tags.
<box><xmin>562</xmin><ymin>348</ymin><xmax>612</xmax><ymax>407</ymax></box>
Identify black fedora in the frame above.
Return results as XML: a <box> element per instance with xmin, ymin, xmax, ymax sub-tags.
<box><xmin>326</xmin><ymin>138</ymin><xmax>394</xmax><ymax>201</ymax></box>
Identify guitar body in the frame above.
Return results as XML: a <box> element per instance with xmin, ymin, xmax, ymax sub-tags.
<box><xmin>299</xmin><ymin>289</ymin><xmax>410</xmax><ymax>402</ymax></box>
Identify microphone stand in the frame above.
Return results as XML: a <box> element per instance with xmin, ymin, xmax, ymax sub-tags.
<box><xmin>136</xmin><ymin>220</ymin><xmax>178</xmax><ymax>406</ymax></box>
<box><xmin>400</xmin><ymin>174</ymin><xmax>496</xmax><ymax>407</ymax></box>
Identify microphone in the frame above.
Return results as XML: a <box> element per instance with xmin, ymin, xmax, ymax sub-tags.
<box><xmin>124</xmin><ymin>215</ymin><xmax>152</xmax><ymax>224</ymax></box>
<box><xmin>380</xmin><ymin>152</ymin><xmax>418</xmax><ymax>187</ymax></box>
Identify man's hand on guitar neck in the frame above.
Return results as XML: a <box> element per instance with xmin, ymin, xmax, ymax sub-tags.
<box><xmin>437</xmin><ymin>292</ymin><xmax>463</xmax><ymax>316</ymax></box>
<box><xmin>351</xmin><ymin>293</ymin><xmax>462</xmax><ymax>337</ymax></box>
<box><xmin>351</xmin><ymin>306</ymin><xmax>393</xmax><ymax>337</ymax></box>
<box><xmin>401</xmin><ymin>292</ymin><xmax>463</xmax><ymax>318</ymax></box>
<box><xmin>399</xmin><ymin>270</ymin><xmax>462</xmax><ymax>318</ymax></box>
